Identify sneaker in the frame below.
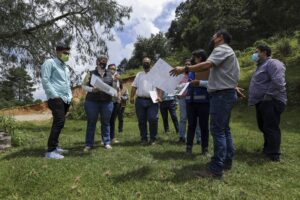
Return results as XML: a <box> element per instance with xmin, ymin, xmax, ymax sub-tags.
<box><xmin>112</xmin><ymin>138</ymin><xmax>120</xmax><ymax>144</ymax></box>
<box><xmin>45</xmin><ymin>151</ymin><xmax>64</xmax><ymax>159</ymax></box>
<box><xmin>196</xmin><ymin>169</ymin><xmax>224</xmax><ymax>180</ymax></box>
<box><xmin>201</xmin><ymin>148</ymin><xmax>210</xmax><ymax>157</ymax></box>
<box><xmin>177</xmin><ymin>137</ymin><xmax>186</xmax><ymax>143</ymax></box>
<box><xmin>83</xmin><ymin>146</ymin><xmax>92</xmax><ymax>152</ymax></box>
<box><xmin>140</xmin><ymin>140</ymin><xmax>148</xmax><ymax>146</ymax></box>
<box><xmin>186</xmin><ymin>146</ymin><xmax>192</xmax><ymax>155</ymax></box>
<box><xmin>149</xmin><ymin>139</ymin><xmax>156</xmax><ymax>145</ymax></box>
<box><xmin>54</xmin><ymin>147</ymin><xmax>69</xmax><ymax>154</ymax></box>
<box><xmin>104</xmin><ymin>144</ymin><xmax>112</xmax><ymax>150</ymax></box>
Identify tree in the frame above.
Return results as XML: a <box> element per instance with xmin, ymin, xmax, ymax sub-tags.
<box><xmin>166</xmin><ymin>0</ymin><xmax>300</xmax><ymax>52</ymax></box>
<box><xmin>118</xmin><ymin>58</ymin><xmax>128</xmax><ymax>74</ymax></box>
<box><xmin>127</xmin><ymin>32</ymin><xmax>171</xmax><ymax>68</ymax></box>
<box><xmin>0</xmin><ymin>0</ymin><xmax>132</xmax><ymax>77</ymax></box>
<box><xmin>0</xmin><ymin>67</ymin><xmax>35</xmax><ymax>103</ymax></box>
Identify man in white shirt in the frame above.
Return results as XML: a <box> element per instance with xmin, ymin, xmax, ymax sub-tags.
<box><xmin>130</xmin><ymin>57</ymin><xmax>162</xmax><ymax>145</ymax></box>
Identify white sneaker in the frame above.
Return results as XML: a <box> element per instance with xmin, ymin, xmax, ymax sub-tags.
<box><xmin>104</xmin><ymin>144</ymin><xmax>112</xmax><ymax>150</ymax></box>
<box><xmin>45</xmin><ymin>151</ymin><xmax>64</xmax><ymax>159</ymax></box>
<box><xmin>54</xmin><ymin>147</ymin><xmax>69</xmax><ymax>154</ymax></box>
<box><xmin>83</xmin><ymin>146</ymin><xmax>92</xmax><ymax>152</ymax></box>
<box><xmin>112</xmin><ymin>138</ymin><xmax>120</xmax><ymax>144</ymax></box>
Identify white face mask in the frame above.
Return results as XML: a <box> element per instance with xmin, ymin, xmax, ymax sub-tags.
<box><xmin>251</xmin><ymin>53</ymin><xmax>259</xmax><ymax>62</ymax></box>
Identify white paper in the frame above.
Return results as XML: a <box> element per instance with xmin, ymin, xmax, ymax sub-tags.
<box><xmin>169</xmin><ymin>82</ymin><xmax>190</xmax><ymax>96</ymax></box>
<box><xmin>149</xmin><ymin>91</ymin><xmax>158</xmax><ymax>103</ymax></box>
<box><xmin>145</xmin><ymin>59</ymin><xmax>183</xmax><ymax>93</ymax></box>
<box><xmin>90</xmin><ymin>74</ymin><xmax>118</xmax><ymax>97</ymax></box>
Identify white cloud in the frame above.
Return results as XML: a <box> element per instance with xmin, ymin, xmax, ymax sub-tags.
<box><xmin>107</xmin><ymin>0</ymin><xmax>186</xmax><ymax>64</ymax></box>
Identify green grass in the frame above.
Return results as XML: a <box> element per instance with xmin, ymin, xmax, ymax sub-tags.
<box><xmin>0</xmin><ymin>105</ymin><xmax>299</xmax><ymax>200</ymax></box>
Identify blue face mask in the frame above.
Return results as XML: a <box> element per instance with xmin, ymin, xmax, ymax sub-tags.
<box><xmin>251</xmin><ymin>53</ymin><xmax>259</xmax><ymax>62</ymax></box>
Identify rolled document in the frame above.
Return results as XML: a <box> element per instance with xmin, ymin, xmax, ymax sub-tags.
<box><xmin>90</xmin><ymin>74</ymin><xmax>117</xmax><ymax>97</ymax></box>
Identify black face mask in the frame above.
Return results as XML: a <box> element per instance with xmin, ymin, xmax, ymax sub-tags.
<box><xmin>208</xmin><ymin>39</ymin><xmax>215</xmax><ymax>54</ymax></box>
<box><xmin>190</xmin><ymin>57</ymin><xmax>196</xmax><ymax>65</ymax></box>
<box><xmin>143</xmin><ymin>63</ymin><xmax>150</xmax><ymax>70</ymax></box>
<box><xmin>98</xmin><ymin>63</ymin><xmax>107</xmax><ymax>69</ymax></box>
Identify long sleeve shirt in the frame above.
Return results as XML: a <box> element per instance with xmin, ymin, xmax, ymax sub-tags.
<box><xmin>41</xmin><ymin>57</ymin><xmax>72</xmax><ymax>104</ymax></box>
<box><xmin>248</xmin><ymin>58</ymin><xmax>287</xmax><ymax>106</ymax></box>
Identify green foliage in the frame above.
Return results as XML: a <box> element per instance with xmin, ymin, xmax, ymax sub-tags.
<box><xmin>67</xmin><ymin>98</ymin><xmax>86</xmax><ymax>120</ymax></box>
<box><xmin>167</xmin><ymin>0</ymin><xmax>300</xmax><ymax>51</ymax></box>
<box><xmin>127</xmin><ymin>32</ymin><xmax>171</xmax><ymax>68</ymax></box>
<box><xmin>274</xmin><ymin>38</ymin><xmax>293</xmax><ymax>58</ymax></box>
<box><xmin>0</xmin><ymin>0</ymin><xmax>131</xmax><ymax>74</ymax></box>
<box><xmin>0</xmin><ymin>67</ymin><xmax>35</xmax><ymax>109</ymax></box>
<box><xmin>0</xmin><ymin>115</ymin><xmax>15</xmax><ymax>134</ymax></box>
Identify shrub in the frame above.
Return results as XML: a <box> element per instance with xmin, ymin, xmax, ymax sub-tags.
<box><xmin>0</xmin><ymin>115</ymin><xmax>15</xmax><ymax>134</ymax></box>
<box><xmin>67</xmin><ymin>98</ymin><xmax>86</xmax><ymax>120</ymax></box>
<box><xmin>275</xmin><ymin>38</ymin><xmax>292</xmax><ymax>57</ymax></box>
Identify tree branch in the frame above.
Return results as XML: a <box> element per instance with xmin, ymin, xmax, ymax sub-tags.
<box><xmin>0</xmin><ymin>8</ymin><xmax>88</xmax><ymax>40</ymax></box>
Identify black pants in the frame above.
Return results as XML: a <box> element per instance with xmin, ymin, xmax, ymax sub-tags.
<box><xmin>256</xmin><ymin>100</ymin><xmax>285</xmax><ymax>158</ymax></box>
<box><xmin>186</xmin><ymin>102</ymin><xmax>209</xmax><ymax>151</ymax></box>
<box><xmin>159</xmin><ymin>100</ymin><xmax>179</xmax><ymax>133</ymax></box>
<box><xmin>118</xmin><ymin>106</ymin><xmax>125</xmax><ymax>133</ymax></box>
<box><xmin>47</xmin><ymin>98</ymin><xmax>70</xmax><ymax>152</ymax></box>
<box><xmin>110</xmin><ymin>102</ymin><xmax>121</xmax><ymax>140</ymax></box>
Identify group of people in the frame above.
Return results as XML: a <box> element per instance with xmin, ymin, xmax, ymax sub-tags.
<box><xmin>41</xmin><ymin>29</ymin><xmax>287</xmax><ymax>180</ymax></box>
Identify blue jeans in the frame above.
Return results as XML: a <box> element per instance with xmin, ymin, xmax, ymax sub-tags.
<box><xmin>178</xmin><ymin>98</ymin><xmax>201</xmax><ymax>140</ymax></box>
<box><xmin>208</xmin><ymin>89</ymin><xmax>237</xmax><ymax>175</ymax></box>
<box><xmin>135</xmin><ymin>98</ymin><xmax>159</xmax><ymax>141</ymax></box>
<box><xmin>160</xmin><ymin>99</ymin><xmax>179</xmax><ymax>133</ymax></box>
<box><xmin>84</xmin><ymin>100</ymin><xmax>113</xmax><ymax>147</ymax></box>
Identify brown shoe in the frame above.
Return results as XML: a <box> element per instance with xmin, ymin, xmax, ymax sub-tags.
<box><xmin>195</xmin><ymin>169</ymin><xmax>224</xmax><ymax>180</ymax></box>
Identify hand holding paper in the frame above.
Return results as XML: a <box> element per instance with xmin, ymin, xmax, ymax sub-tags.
<box><xmin>90</xmin><ymin>74</ymin><xmax>118</xmax><ymax>97</ymax></box>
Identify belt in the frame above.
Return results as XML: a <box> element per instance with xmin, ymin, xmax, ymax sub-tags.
<box><xmin>209</xmin><ymin>88</ymin><xmax>235</xmax><ymax>94</ymax></box>
<box><xmin>137</xmin><ymin>96</ymin><xmax>151</xmax><ymax>99</ymax></box>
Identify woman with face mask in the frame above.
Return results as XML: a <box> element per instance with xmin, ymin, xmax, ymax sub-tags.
<box><xmin>81</xmin><ymin>55</ymin><xmax>118</xmax><ymax>152</ymax></box>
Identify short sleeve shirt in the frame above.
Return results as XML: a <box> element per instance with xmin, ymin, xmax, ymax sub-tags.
<box><xmin>132</xmin><ymin>71</ymin><xmax>156</xmax><ymax>97</ymax></box>
<box><xmin>207</xmin><ymin>44</ymin><xmax>240</xmax><ymax>93</ymax></box>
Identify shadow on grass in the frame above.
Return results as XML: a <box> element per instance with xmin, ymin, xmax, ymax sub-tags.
<box><xmin>234</xmin><ymin>147</ymin><xmax>267</xmax><ymax>166</ymax></box>
<box><xmin>112</xmin><ymin>140</ymin><xmax>143</xmax><ymax>147</ymax></box>
<box><xmin>112</xmin><ymin>166</ymin><xmax>152</xmax><ymax>183</ymax></box>
<box><xmin>151</xmin><ymin>150</ymin><xmax>197</xmax><ymax>160</ymax></box>
<box><xmin>165</xmin><ymin>163</ymin><xmax>207</xmax><ymax>183</ymax></box>
<box><xmin>1</xmin><ymin>145</ymin><xmax>91</xmax><ymax>160</ymax></box>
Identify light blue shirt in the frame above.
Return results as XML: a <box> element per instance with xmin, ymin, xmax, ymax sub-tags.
<box><xmin>41</xmin><ymin>57</ymin><xmax>72</xmax><ymax>104</ymax></box>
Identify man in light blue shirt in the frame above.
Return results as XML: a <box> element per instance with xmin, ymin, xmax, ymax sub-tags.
<box><xmin>41</xmin><ymin>43</ymin><xmax>73</xmax><ymax>159</ymax></box>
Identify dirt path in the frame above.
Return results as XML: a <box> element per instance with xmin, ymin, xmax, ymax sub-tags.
<box><xmin>13</xmin><ymin>112</ymin><xmax>52</xmax><ymax>122</ymax></box>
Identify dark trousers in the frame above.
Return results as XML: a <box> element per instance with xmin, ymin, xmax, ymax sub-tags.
<box><xmin>110</xmin><ymin>102</ymin><xmax>121</xmax><ymax>140</ymax></box>
<box><xmin>256</xmin><ymin>100</ymin><xmax>285</xmax><ymax>158</ymax></box>
<box><xmin>186</xmin><ymin>102</ymin><xmax>209</xmax><ymax>151</ymax></box>
<box><xmin>159</xmin><ymin>100</ymin><xmax>179</xmax><ymax>133</ymax></box>
<box><xmin>47</xmin><ymin>98</ymin><xmax>70</xmax><ymax>152</ymax></box>
<box><xmin>118</xmin><ymin>106</ymin><xmax>125</xmax><ymax>133</ymax></box>
<box><xmin>135</xmin><ymin>98</ymin><xmax>159</xmax><ymax>141</ymax></box>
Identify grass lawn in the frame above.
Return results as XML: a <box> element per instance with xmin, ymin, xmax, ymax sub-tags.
<box><xmin>0</xmin><ymin>104</ymin><xmax>299</xmax><ymax>200</ymax></box>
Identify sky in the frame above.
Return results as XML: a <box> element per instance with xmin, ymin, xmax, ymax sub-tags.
<box><xmin>33</xmin><ymin>0</ymin><xmax>186</xmax><ymax>100</ymax></box>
